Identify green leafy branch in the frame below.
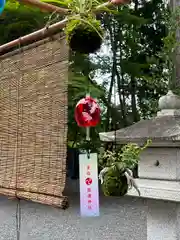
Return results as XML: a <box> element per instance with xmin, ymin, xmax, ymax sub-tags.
<box><xmin>99</xmin><ymin>140</ymin><xmax>151</xmax><ymax>196</ymax></box>
<box><xmin>99</xmin><ymin>140</ymin><xmax>151</xmax><ymax>171</ymax></box>
<box><xmin>41</xmin><ymin>0</ymin><xmax>118</xmax><ymax>52</ymax></box>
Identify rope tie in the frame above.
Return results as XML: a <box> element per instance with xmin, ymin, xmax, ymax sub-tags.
<box><xmin>14</xmin><ymin>37</ymin><xmax>23</xmax><ymax>240</ymax></box>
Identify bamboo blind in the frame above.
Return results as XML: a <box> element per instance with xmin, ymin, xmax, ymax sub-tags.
<box><xmin>0</xmin><ymin>34</ymin><xmax>69</xmax><ymax>209</ymax></box>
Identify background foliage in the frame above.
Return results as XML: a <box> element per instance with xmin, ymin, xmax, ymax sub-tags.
<box><xmin>0</xmin><ymin>0</ymin><xmax>170</xmax><ymax>151</ymax></box>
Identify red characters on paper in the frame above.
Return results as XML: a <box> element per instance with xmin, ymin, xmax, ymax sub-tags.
<box><xmin>75</xmin><ymin>96</ymin><xmax>100</xmax><ymax>127</ymax></box>
<box><xmin>86</xmin><ymin>165</ymin><xmax>92</xmax><ymax>210</ymax></box>
<box><xmin>87</xmin><ymin>188</ymin><xmax>91</xmax><ymax>192</ymax></box>
<box><xmin>85</xmin><ymin>177</ymin><xmax>92</xmax><ymax>185</ymax></box>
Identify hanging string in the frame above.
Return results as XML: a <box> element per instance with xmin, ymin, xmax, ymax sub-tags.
<box><xmin>85</xmin><ymin>83</ymin><xmax>90</xmax><ymax>144</ymax></box>
<box><xmin>114</xmin><ymin>77</ymin><xmax>117</xmax><ymax>151</ymax></box>
<box><xmin>16</xmin><ymin>200</ymin><xmax>21</xmax><ymax>240</ymax></box>
<box><xmin>85</xmin><ymin>69</ymin><xmax>92</xmax><ymax>159</ymax></box>
<box><xmin>14</xmin><ymin>38</ymin><xmax>24</xmax><ymax>240</ymax></box>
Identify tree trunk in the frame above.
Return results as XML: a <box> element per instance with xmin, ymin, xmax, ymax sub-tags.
<box><xmin>171</xmin><ymin>0</ymin><xmax>180</xmax><ymax>88</ymax></box>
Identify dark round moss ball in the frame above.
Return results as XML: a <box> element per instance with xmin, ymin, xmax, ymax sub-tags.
<box><xmin>102</xmin><ymin>167</ymin><xmax>128</xmax><ymax>197</ymax></box>
<box><xmin>69</xmin><ymin>24</ymin><xmax>103</xmax><ymax>54</ymax></box>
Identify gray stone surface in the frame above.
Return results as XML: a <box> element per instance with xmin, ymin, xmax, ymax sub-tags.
<box><xmin>0</xmin><ymin>195</ymin><xmax>146</xmax><ymax>240</ymax></box>
<box><xmin>158</xmin><ymin>90</ymin><xmax>180</xmax><ymax>110</ymax></box>
<box><xmin>99</xmin><ymin>115</ymin><xmax>180</xmax><ymax>142</ymax></box>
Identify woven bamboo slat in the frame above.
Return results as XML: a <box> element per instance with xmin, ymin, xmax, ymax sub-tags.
<box><xmin>0</xmin><ymin>34</ymin><xmax>69</xmax><ymax>208</ymax></box>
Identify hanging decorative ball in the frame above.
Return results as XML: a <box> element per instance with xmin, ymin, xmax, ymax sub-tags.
<box><xmin>110</xmin><ymin>0</ymin><xmax>131</xmax><ymax>5</ymax></box>
<box><xmin>75</xmin><ymin>96</ymin><xmax>101</xmax><ymax>127</ymax></box>
<box><xmin>0</xmin><ymin>0</ymin><xmax>5</xmax><ymax>14</ymax></box>
<box><xmin>66</xmin><ymin>18</ymin><xmax>103</xmax><ymax>54</ymax></box>
<box><xmin>102</xmin><ymin>167</ymin><xmax>128</xmax><ymax>197</ymax></box>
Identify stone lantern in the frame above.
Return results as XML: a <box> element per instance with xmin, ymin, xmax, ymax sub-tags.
<box><xmin>99</xmin><ymin>90</ymin><xmax>180</xmax><ymax>240</ymax></box>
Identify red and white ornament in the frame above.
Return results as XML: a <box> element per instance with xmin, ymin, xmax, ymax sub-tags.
<box><xmin>75</xmin><ymin>96</ymin><xmax>101</xmax><ymax>128</ymax></box>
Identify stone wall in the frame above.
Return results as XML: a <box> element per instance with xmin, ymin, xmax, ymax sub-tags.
<box><xmin>0</xmin><ymin>34</ymin><xmax>69</xmax><ymax>208</ymax></box>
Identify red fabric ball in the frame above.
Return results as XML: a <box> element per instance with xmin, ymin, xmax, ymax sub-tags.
<box><xmin>75</xmin><ymin>96</ymin><xmax>101</xmax><ymax>127</ymax></box>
